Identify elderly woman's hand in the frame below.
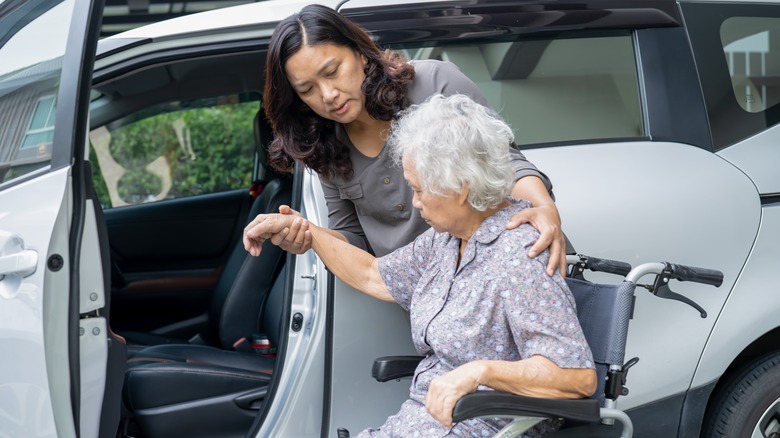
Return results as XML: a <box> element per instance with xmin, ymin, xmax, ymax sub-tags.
<box><xmin>425</xmin><ymin>362</ymin><xmax>484</xmax><ymax>429</ymax></box>
<box><xmin>506</xmin><ymin>203</ymin><xmax>566</xmax><ymax>277</ymax></box>
<box><xmin>270</xmin><ymin>205</ymin><xmax>312</xmax><ymax>254</ymax></box>
<box><xmin>243</xmin><ymin>213</ymin><xmax>298</xmax><ymax>256</ymax></box>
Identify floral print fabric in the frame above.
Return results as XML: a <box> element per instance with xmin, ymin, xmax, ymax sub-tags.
<box><xmin>358</xmin><ymin>199</ymin><xmax>594</xmax><ymax>437</ymax></box>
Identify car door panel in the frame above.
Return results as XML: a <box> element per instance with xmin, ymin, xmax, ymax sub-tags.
<box><xmin>0</xmin><ymin>0</ymin><xmax>103</xmax><ymax>436</ymax></box>
<box><xmin>524</xmin><ymin>140</ymin><xmax>759</xmax><ymax>410</ymax></box>
<box><xmin>105</xmin><ymin>188</ymin><xmax>251</xmax><ymax>334</ymax></box>
<box><xmin>0</xmin><ymin>169</ymin><xmax>71</xmax><ymax>437</ymax></box>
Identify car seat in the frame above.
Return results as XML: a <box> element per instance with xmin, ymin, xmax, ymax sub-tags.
<box><xmin>121</xmin><ymin>266</ymin><xmax>288</xmax><ymax>438</ymax></box>
<box><xmin>120</xmin><ymin>111</ymin><xmax>290</xmax><ymax>353</ymax></box>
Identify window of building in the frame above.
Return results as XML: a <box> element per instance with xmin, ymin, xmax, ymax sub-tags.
<box><xmin>20</xmin><ymin>95</ymin><xmax>56</xmax><ymax>148</ymax></box>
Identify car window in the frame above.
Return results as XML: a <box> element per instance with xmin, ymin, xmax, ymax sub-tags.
<box><xmin>89</xmin><ymin>93</ymin><xmax>258</xmax><ymax>208</ymax></box>
<box><xmin>0</xmin><ymin>0</ymin><xmax>76</xmax><ymax>186</ymax></box>
<box><xmin>682</xmin><ymin>3</ymin><xmax>780</xmax><ymax>150</ymax></box>
<box><xmin>721</xmin><ymin>17</ymin><xmax>780</xmax><ymax>114</ymax></box>
<box><xmin>401</xmin><ymin>34</ymin><xmax>643</xmax><ymax>147</ymax></box>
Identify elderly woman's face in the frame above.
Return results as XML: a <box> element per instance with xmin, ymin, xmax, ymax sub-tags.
<box><xmin>403</xmin><ymin>158</ymin><xmax>467</xmax><ymax>235</ymax></box>
<box><xmin>284</xmin><ymin>43</ymin><xmax>368</xmax><ymax>124</ymax></box>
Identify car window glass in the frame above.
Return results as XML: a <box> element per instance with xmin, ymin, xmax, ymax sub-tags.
<box><xmin>0</xmin><ymin>0</ymin><xmax>75</xmax><ymax>186</ymax></box>
<box><xmin>683</xmin><ymin>3</ymin><xmax>780</xmax><ymax>150</ymax></box>
<box><xmin>89</xmin><ymin>93</ymin><xmax>258</xmax><ymax>208</ymax></box>
<box><xmin>721</xmin><ymin>17</ymin><xmax>780</xmax><ymax>114</ymax></box>
<box><xmin>402</xmin><ymin>35</ymin><xmax>643</xmax><ymax>146</ymax></box>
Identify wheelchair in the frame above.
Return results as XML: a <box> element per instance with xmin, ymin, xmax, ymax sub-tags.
<box><xmin>345</xmin><ymin>254</ymin><xmax>723</xmax><ymax>438</ymax></box>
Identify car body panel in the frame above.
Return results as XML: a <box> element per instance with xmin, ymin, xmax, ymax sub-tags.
<box><xmin>693</xmin><ymin>203</ymin><xmax>780</xmax><ymax>386</ymax></box>
<box><xmin>0</xmin><ymin>169</ymin><xmax>71</xmax><ymax>437</ymax></box>
<box><xmin>717</xmin><ymin>124</ymin><xmax>780</xmax><ymax>195</ymax></box>
<box><xmin>112</xmin><ymin>0</ymin><xmax>341</xmax><ymax>41</ymax></box>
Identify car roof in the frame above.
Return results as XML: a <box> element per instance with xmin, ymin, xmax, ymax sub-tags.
<box><xmin>109</xmin><ymin>0</ymin><xmax>341</xmax><ymax>41</ymax></box>
<box><xmin>99</xmin><ymin>0</ymin><xmax>684</xmax><ymax>56</ymax></box>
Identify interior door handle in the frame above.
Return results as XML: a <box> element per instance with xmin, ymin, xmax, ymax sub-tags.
<box><xmin>0</xmin><ymin>249</ymin><xmax>38</xmax><ymax>278</ymax></box>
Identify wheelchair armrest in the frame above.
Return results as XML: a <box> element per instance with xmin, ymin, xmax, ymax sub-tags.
<box><xmin>452</xmin><ymin>391</ymin><xmax>600</xmax><ymax>424</ymax></box>
<box><xmin>371</xmin><ymin>355</ymin><xmax>425</xmax><ymax>382</ymax></box>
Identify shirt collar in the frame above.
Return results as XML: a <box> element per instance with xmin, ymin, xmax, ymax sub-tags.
<box><xmin>472</xmin><ymin>197</ymin><xmax>531</xmax><ymax>245</ymax></box>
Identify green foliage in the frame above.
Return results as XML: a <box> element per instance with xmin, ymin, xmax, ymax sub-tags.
<box><xmin>90</xmin><ymin>99</ymin><xmax>257</xmax><ymax>208</ymax></box>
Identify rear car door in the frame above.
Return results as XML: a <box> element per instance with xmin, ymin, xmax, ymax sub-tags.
<box><xmin>0</xmin><ymin>1</ymin><xmax>105</xmax><ymax>437</ymax></box>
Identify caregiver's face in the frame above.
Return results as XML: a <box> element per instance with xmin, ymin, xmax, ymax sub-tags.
<box><xmin>284</xmin><ymin>43</ymin><xmax>368</xmax><ymax>125</ymax></box>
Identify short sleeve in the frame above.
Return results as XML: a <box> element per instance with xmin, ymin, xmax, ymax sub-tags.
<box><xmin>506</xmin><ymin>258</ymin><xmax>594</xmax><ymax>369</ymax></box>
<box><xmin>377</xmin><ymin>227</ymin><xmax>437</xmax><ymax>311</ymax></box>
<box><xmin>509</xmin><ymin>146</ymin><xmax>553</xmax><ymax>193</ymax></box>
<box><xmin>319</xmin><ymin>178</ymin><xmax>371</xmax><ymax>253</ymax></box>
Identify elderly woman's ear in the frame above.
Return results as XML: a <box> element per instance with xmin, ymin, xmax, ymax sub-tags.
<box><xmin>457</xmin><ymin>187</ymin><xmax>469</xmax><ymax>206</ymax></box>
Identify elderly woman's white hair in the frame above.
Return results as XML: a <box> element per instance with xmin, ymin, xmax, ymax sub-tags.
<box><xmin>388</xmin><ymin>94</ymin><xmax>515</xmax><ymax>211</ymax></box>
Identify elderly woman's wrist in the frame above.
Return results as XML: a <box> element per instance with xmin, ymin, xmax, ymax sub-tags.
<box><xmin>470</xmin><ymin>360</ymin><xmax>490</xmax><ymax>387</ymax></box>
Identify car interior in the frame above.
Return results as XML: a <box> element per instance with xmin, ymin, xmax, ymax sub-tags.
<box><xmin>89</xmin><ymin>45</ymin><xmax>300</xmax><ymax>437</ymax></box>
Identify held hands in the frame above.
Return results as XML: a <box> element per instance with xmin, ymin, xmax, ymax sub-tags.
<box><xmin>243</xmin><ymin>205</ymin><xmax>311</xmax><ymax>256</ymax></box>
<box><xmin>273</xmin><ymin>205</ymin><xmax>313</xmax><ymax>254</ymax></box>
<box><xmin>425</xmin><ymin>362</ymin><xmax>483</xmax><ymax>429</ymax></box>
<box><xmin>506</xmin><ymin>203</ymin><xmax>566</xmax><ymax>277</ymax></box>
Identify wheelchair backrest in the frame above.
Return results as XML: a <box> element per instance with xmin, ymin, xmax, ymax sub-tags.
<box><xmin>565</xmin><ymin>277</ymin><xmax>636</xmax><ymax>405</ymax></box>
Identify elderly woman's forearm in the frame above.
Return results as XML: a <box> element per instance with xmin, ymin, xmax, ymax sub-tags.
<box><xmin>308</xmin><ymin>223</ymin><xmax>394</xmax><ymax>302</ymax></box>
<box><xmin>475</xmin><ymin>355</ymin><xmax>597</xmax><ymax>399</ymax></box>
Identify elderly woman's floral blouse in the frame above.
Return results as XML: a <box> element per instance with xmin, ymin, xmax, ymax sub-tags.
<box><xmin>358</xmin><ymin>199</ymin><xmax>594</xmax><ymax>438</ymax></box>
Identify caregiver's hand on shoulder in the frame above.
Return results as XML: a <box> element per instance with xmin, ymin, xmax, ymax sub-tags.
<box><xmin>506</xmin><ymin>203</ymin><xmax>566</xmax><ymax>277</ymax></box>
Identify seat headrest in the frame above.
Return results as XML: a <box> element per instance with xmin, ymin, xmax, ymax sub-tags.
<box><xmin>254</xmin><ymin>110</ymin><xmax>272</xmax><ymax>179</ymax></box>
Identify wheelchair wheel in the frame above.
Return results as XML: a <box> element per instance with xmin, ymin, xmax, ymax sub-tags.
<box><xmin>704</xmin><ymin>351</ymin><xmax>780</xmax><ymax>438</ymax></box>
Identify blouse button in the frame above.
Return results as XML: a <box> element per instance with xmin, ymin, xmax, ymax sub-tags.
<box><xmin>395</xmin><ymin>204</ymin><xmax>404</xmax><ymax>211</ymax></box>
<box><xmin>383</xmin><ymin>177</ymin><xmax>391</xmax><ymax>184</ymax></box>
<box><xmin>346</xmin><ymin>192</ymin><xmax>352</xmax><ymax>198</ymax></box>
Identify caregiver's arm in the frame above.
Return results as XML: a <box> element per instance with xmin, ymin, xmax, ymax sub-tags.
<box><xmin>244</xmin><ymin>215</ymin><xmax>393</xmax><ymax>302</ymax></box>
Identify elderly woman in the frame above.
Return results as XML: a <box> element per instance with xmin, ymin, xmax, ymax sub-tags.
<box><xmin>244</xmin><ymin>94</ymin><xmax>596</xmax><ymax>437</ymax></box>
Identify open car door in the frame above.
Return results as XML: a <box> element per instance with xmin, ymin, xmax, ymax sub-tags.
<box><xmin>0</xmin><ymin>1</ymin><xmax>108</xmax><ymax>437</ymax></box>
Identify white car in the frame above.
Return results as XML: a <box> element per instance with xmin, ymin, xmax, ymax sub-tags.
<box><xmin>0</xmin><ymin>0</ymin><xmax>778</xmax><ymax>437</ymax></box>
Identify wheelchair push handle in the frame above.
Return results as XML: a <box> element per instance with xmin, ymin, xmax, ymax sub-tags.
<box><xmin>567</xmin><ymin>254</ymin><xmax>632</xmax><ymax>278</ymax></box>
<box><xmin>585</xmin><ymin>255</ymin><xmax>633</xmax><ymax>277</ymax></box>
<box><xmin>667</xmin><ymin>263</ymin><xmax>723</xmax><ymax>287</ymax></box>
<box><xmin>627</xmin><ymin>262</ymin><xmax>724</xmax><ymax>318</ymax></box>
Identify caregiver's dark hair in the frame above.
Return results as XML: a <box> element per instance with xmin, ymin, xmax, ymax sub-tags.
<box><xmin>263</xmin><ymin>4</ymin><xmax>414</xmax><ymax>180</ymax></box>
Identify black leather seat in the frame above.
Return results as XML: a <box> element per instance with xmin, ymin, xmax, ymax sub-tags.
<box><xmin>123</xmin><ymin>267</ymin><xmax>288</xmax><ymax>438</ymax></box>
<box><xmin>120</xmin><ymin>111</ymin><xmax>293</xmax><ymax>437</ymax></box>
<box><xmin>121</xmin><ymin>111</ymin><xmax>290</xmax><ymax>353</ymax></box>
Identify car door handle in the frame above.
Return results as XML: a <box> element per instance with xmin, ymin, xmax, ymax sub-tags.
<box><xmin>0</xmin><ymin>249</ymin><xmax>38</xmax><ymax>278</ymax></box>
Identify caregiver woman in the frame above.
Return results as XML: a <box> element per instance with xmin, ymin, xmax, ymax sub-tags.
<box><xmin>261</xmin><ymin>4</ymin><xmax>567</xmax><ymax>275</ymax></box>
